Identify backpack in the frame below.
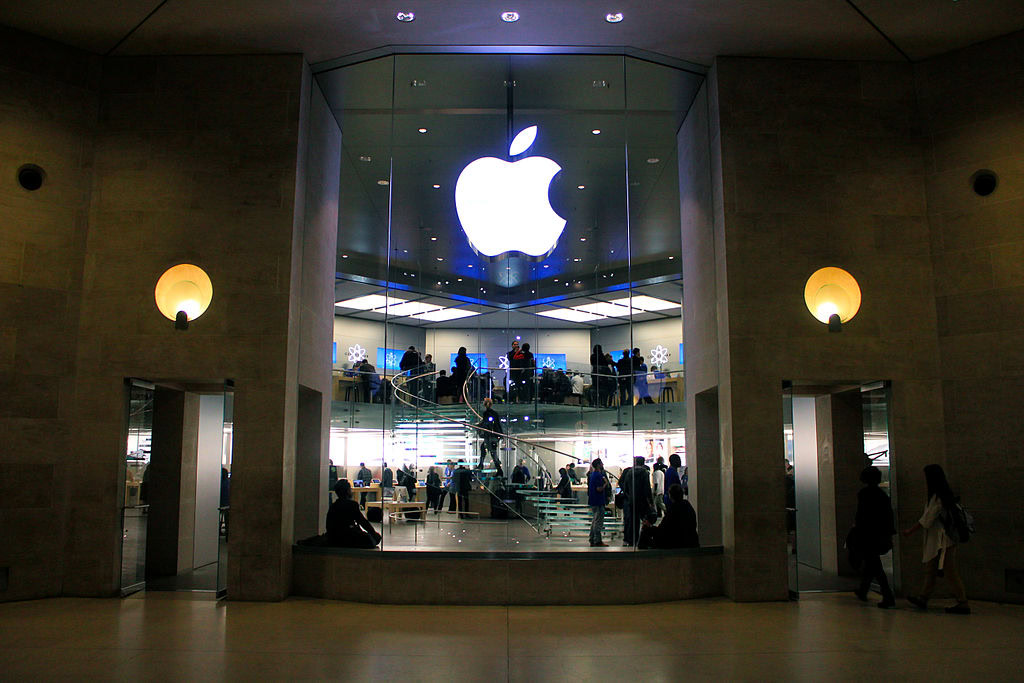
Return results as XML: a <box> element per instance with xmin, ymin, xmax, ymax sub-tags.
<box><xmin>941</xmin><ymin>499</ymin><xmax>975</xmax><ymax>543</ymax></box>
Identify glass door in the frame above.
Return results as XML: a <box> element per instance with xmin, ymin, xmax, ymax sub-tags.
<box><xmin>216</xmin><ymin>385</ymin><xmax>233</xmax><ymax>598</ymax></box>
<box><xmin>782</xmin><ymin>382</ymin><xmax>797</xmax><ymax>596</ymax></box>
<box><xmin>120</xmin><ymin>379</ymin><xmax>154</xmax><ymax>596</ymax></box>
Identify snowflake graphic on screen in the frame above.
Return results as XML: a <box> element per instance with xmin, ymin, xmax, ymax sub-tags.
<box><xmin>540</xmin><ymin>356</ymin><xmax>557</xmax><ymax>369</ymax></box>
<box><xmin>650</xmin><ymin>344</ymin><xmax>669</xmax><ymax>366</ymax></box>
<box><xmin>498</xmin><ymin>355</ymin><xmax>509</xmax><ymax>370</ymax></box>
<box><xmin>386</xmin><ymin>352</ymin><xmax>399</xmax><ymax>368</ymax></box>
<box><xmin>347</xmin><ymin>344</ymin><xmax>367</xmax><ymax>363</ymax></box>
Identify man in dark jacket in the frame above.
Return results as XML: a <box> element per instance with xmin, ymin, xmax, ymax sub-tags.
<box><xmin>853</xmin><ymin>465</ymin><xmax>896</xmax><ymax>608</ymax></box>
<box><xmin>476</xmin><ymin>397</ymin><xmax>504</xmax><ymax>476</ymax></box>
<box><xmin>452</xmin><ymin>464</ymin><xmax>473</xmax><ymax>517</ymax></box>
<box><xmin>620</xmin><ymin>455</ymin><xmax>654</xmax><ymax>547</ymax></box>
<box><xmin>616</xmin><ymin>350</ymin><xmax>633</xmax><ymax>405</ymax></box>
<box><xmin>399</xmin><ymin>346</ymin><xmax>421</xmax><ymax>400</ymax></box>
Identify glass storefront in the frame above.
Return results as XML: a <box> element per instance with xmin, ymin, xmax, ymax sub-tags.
<box><xmin>321</xmin><ymin>53</ymin><xmax>702</xmax><ymax>552</ymax></box>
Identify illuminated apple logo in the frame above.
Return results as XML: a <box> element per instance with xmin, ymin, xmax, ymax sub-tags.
<box><xmin>455</xmin><ymin>126</ymin><xmax>566</xmax><ymax>259</ymax></box>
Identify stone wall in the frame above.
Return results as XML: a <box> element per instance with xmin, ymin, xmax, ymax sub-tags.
<box><xmin>0</xmin><ymin>28</ymin><xmax>98</xmax><ymax>601</ymax></box>
<box><xmin>917</xmin><ymin>31</ymin><xmax>1024</xmax><ymax>602</ymax></box>
<box><xmin>706</xmin><ymin>56</ymin><xmax>944</xmax><ymax>600</ymax></box>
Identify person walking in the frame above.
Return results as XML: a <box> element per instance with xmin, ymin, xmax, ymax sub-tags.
<box><xmin>453</xmin><ymin>347</ymin><xmax>472</xmax><ymax>402</ymax></box>
<box><xmin>476</xmin><ymin>397</ymin><xmax>504</xmax><ymax>476</ymax></box>
<box><xmin>425</xmin><ymin>466</ymin><xmax>442</xmax><ymax>511</ymax></box>
<box><xmin>616</xmin><ymin>350</ymin><xmax>633</xmax><ymax>405</ymax></box>
<box><xmin>852</xmin><ymin>465</ymin><xmax>896</xmax><ymax>608</ymax></box>
<box><xmin>588</xmin><ymin>458</ymin><xmax>608</xmax><ymax>547</ymax></box>
<box><xmin>356</xmin><ymin>462</ymin><xmax>373</xmax><ymax>508</ymax></box>
<box><xmin>902</xmin><ymin>464</ymin><xmax>970</xmax><ymax>614</ymax></box>
<box><xmin>620</xmin><ymin>455</ymin><xmax>654</xmax><ymax>547</ymax></box>
<box><xmin>651</xmin><ymin>457</ymin><xmax>667</xmax><ymax>520</ymax></box>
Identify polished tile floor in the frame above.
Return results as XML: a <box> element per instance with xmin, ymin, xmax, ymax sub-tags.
<box><xmin>2</xmin><ymin>591</ymin><xmax>1021</xmax><ymax>681</ymax></box>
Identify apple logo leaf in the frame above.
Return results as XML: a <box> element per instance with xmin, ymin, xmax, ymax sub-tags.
<box><xmin>508</xmin><ymin>126</ymin><xmax>537</xmax><ymax>156</ymax></box>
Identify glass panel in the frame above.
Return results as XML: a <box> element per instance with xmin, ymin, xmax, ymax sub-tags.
<box><xmin>324</xmin><ymin>52</ymin><xmax>696</xmax><ymax>554</ymax></box>
<box><xmin>120</xmin><ymin>380</ymin><xmax>153</xmax><ymax>595</ymax></box>
<box><xmin>216</xmin><ymin>387</ymin><xmax>233</xmax><ymax>597</ymax></box>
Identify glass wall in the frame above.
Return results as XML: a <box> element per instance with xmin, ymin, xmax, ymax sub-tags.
<box><xmin>322</xmin><ymin>52</ymin><xmax>701</xmax><ymax>552</ymax></box>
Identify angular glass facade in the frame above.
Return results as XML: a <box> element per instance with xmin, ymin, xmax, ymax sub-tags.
<box><xmin>320</xmin><ymin>53</ymin><xmax>703</xmax><ymax>552</ymax></box>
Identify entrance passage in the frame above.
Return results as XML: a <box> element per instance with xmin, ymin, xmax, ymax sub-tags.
<box><xmin>783</xmin><ymin>381</ymin><xmax>895</xmax><ymax>596</ymax></box>
<box><xmin>119</xmin><ymin>380</ymin><xmax>233</xmax><ymax>597</ymax></box>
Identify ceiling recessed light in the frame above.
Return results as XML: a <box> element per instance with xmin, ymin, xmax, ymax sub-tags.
<box><xmin>501</xmin><ymin>11</ymin><xmax>520</xmax><ymax>22</ymax></box>
<box><xmin>468</xmin><ymin>264</ymin><xmax>474</xmax><ymax>268</ymax></box>
<box><xmin>580</xmin><ymin>237</ymin><xmax>587</xmax><ymax>242</ymax></box>
<box><xmin>417</xmin><ymin>127</ymin><xmax>428</xmax><ymax>134</ymax></box>
<box><xmin>377</xmin><ymin>179</ymin><xmax>389</xmax><ymax>186</ymax></box>
<box><xmin>605</xmin><ymin>12</ymin><xmax>623</xmax><ymax>23</ymax></box>
<box><xmin>646</xmin><ymin>157</ymin><xmax>660</xmax><ymax>164</ymax></box>
<box><xmin>577</xmin><ymin>185</ymin><xmax>585</xmax><ymax>190</ymax></box>
<box><xmin>573</xmin><ymin>258</ymin><xmax>581</xmax><ymax>262</ymax></box>
<box><xmin>342</xmin><ymin>254</ymin><xmax>349</xmax><ymax>259</ymax></box>
<box><xmin>436</xmin><ymin>257</ymin><xmax>444</xmax><ymax>261</ymax></box>
<box><xmin>592</xmin><ymin>80</ymin><xmax>609</xmax><ymax>88</ymax></box>
<box><xmin>591</xmin><ymin>129</ymin><xmax>601</xmax><ymax>135</ymax></box>
<box><xmin>554</xmin><ymin>278</ymin><xmax>559</xmax><ymax>282</ymax></box>
<box><xmin>543</xmin><ymin>265</ymin><xmax>550</xmax><ymax>268</ymax></box>
<box><xmin>359</xmin><ymin>155</ymin><xmax>372</xmax><ymax>162</ymax></box>
<box><xmin>432</xmin><ymin>184</ymin><xmax>440</xmax><ymax>189</ymax></box>
<box><xmin>668</xmin><ymin>255</ymin><xmax>675</xmax><ymax>260</ymax></box>
<box><xmin>457</xmin><ymin>278</ymin><xmax>463</xmax><ymax>282</ymax></box>
<box><xmin>403</xmin><ymin>249</ymin><xmax>408</xmax><ymax>253</ymax></box>
<box><xmin>410</xmin><ymin>79</ymin><xmax>427</xmax><ymax>87</ymax></box>
<box><xmin>396</xmin><ymin>11</ymin><xmax>415</xmax><ymax>22</ymax></box>
<box><xmin>430</xmin><ymin>236</ymin><xmax>437</xmax><ymax>241</ymax></box>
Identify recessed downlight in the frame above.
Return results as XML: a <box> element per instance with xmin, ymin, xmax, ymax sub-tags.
<box><xmin>359</xmin><ymin>155</ymin><xmax>372</xmax><ymax>162</ymax></box>
<box><xmin>646</xmin><ymin>157</ymin><xmax>660</xmax><ymax>164</ymax></box>
<box><xmin>591</xmin><ymin>129</ymin><xmax>601</xmax><ymax>135</ymax></box>
<box><xmin>417</xmin><ymin>127</ymin><xmax>428</xmax><ymax>134</ymax></box>
<box><xmin>436</xmin><ymin>257</ymin><xmax>444</xmax><ymax>261</ymax></box>
<box><xmin>430</xmin><ymin>236</ymin><xmax>437</xmax><ymax>241</ymax></box>
<box><xmin>501</xmin><ymin>11</ymin><xmax>520</xmax><ymax>22</ymax></box>
<box><xmin>605</xmin><ymin>12</ymin><xmax>623</xmax><ymax>23</ymax></box>
<box><xmin>580</xmin><ymin>237</ymin><xmax>587</xmax><ymax>242</ymax></box>
<box><xmin>377</xmin><ymin>179</ymin><xmax>389</xmax><ymax>186</ymax></box>
<box><xmin>396</xmin><ymin>11</ymin><xmax>415</xmax><ymax>22</ymax></box>
<box><xmin>432</xmin><ymin>184</ymin><xmax>441</xmax><ymax>189</ymax></box>
<box><xmin>577</xmin><ymin>185</ymin><xmax>585</xmax><ymax>190</ymax></box>
<box><xmin>342</xmin><ymin>254</ymin><xmax>349</xmax><ymax>259</ymax></box>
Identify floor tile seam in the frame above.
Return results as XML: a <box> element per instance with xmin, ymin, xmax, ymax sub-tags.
<box><xmin>505</xmin><ymin>645</ymin><xmax>1024</xmax><ymax>658</ymax></box>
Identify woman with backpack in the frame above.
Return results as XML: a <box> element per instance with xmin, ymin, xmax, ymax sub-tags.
<box><xmin>901</xmin><ymin>464</ymin><xmax>970</xmax><ymax>614</ymax></box>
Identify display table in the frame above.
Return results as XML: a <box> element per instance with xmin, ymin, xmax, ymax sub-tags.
<box><xmin>366</xmin><ymin>499</ymin><xmax>427</xmax><ymax>523</ymax></box>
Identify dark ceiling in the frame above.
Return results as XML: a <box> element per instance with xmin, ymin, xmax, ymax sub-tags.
<box><xmin>2</xmin><ymin>0</ymin><xmax>1022</xmax><ymax>64</ymax></box>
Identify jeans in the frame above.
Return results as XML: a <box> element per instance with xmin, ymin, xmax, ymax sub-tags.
<box><xmin>589</xmin><ymin>505</ymin><xmax>605</xmax><ymax>545</ymax></box>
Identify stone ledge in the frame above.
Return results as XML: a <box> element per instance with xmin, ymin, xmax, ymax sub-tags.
<box><xmin>292</xmin><ymin>545</ymin><xmax>723</xmax><ymax>604</ymax></box>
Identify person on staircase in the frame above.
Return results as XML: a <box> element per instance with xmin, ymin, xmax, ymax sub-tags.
<box><xmin>475</xmin><ymin>397</ymin><xmax>504</xmax><ymax>477</ymax></box>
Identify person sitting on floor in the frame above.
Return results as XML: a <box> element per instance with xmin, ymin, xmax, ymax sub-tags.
<box><xmin>639</xmin><ymin>484</ymin><xmax>698</xmax><ymax>549</ymax></box>
<box><xmin>326</xmin><ymin>479</ymin><xmax>381</xmax><ymax>548</ymax></box>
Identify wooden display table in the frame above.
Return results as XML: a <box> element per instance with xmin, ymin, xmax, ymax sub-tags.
<box><xmin>366</xmin><ymin>499</ymin><xmax>427</xmax><ymax>523</ymax></box>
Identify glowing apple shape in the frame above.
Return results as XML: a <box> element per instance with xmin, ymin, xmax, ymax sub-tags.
<box><xmin>455</xmin><ymin>126</ymin><xmax>566</xmax><ymax>258</ymax></box>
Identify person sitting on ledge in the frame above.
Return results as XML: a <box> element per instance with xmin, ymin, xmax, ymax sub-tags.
<box><xmin>326</xmin><ymin>479</ymin><xmax>381</xmax><ymax>549</ymax></box>
<box><xmin>639</xmin><ymin>484</ymin><xmax>698</xmax><ymax>549</ymax></box>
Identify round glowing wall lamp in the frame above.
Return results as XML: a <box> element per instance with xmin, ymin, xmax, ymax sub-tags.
<box><xmin>155</xmin><ymin>264</ymin><xmax>213</xmax><ymax>331</ymax></box>
<box><xmin>804</xmin><ymin>267</ymin><xmax>861</xmax><ymax>333</ymax></box>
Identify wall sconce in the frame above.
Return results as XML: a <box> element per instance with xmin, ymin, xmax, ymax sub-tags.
<box><xmin>155</xmin><ymin>264</ymin><xmax>213</xmax><ymax>331</ymax></box>
<box><xmin>804</xmin><ymin>267</ymin><xmax>860</xmax><ymax>333</ymax></box>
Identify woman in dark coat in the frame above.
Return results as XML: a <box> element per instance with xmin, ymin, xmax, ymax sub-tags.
<box><xmin>554</xmin><ymin>467</ymin><xmax>573</xmax><ymax>500</ymax></box>
<box><xmin>853</xmin><ymin>465</ymin><xmax>896</xmax><ymax>608</ymax></box>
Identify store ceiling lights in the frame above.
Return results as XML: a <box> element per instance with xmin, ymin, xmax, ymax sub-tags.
<box><xmin>605</xmin><ymin>12</ymin><xmax>624</xmax><ymax>23</ymax></box>
<box><xmin>609</xmin><ymin>295</ymin><xmax>678</xmax><ymax>311</ymax></box>
<box><xmin>537</xmin><ymin>309</ymin><xmax>603</xmax><ymax>323</ymax></box>
<box><xmin>501</xmin><ymin>11</ymin><xmax>520</xmax><ymax>22</ymax></box>
<box><xmin>395</xmin><ymin>11</ymin><xmax>415</xmax><ymax>22</ymax></box>
<box><xmin>335</xmin><ymin>294</ymin><xmax>480</xmax><ymax>322</ymax></box>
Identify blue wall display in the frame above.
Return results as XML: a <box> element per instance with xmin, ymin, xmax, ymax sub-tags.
<box><xmin>450</xmin><ymin>352</ymin><xmax>489</xmax><ymax>371</ymax></box>
<box><xmin>332</xmin><ymin>342</ymin><xmax>337</xmax><ymax>364</ymax></box>
<box><xmin>678</xmin><ymin>343</ymin><xmax>685</xmax><ymax>366</ymax></box>
<box><xmin>377</xmin><ymin>347</ymin><xmax>405</xmax><ymax>372</ymax></box>
<box><xmin>534</xmin><ymin>353</ymin><xmax>567</xmax><ymax>371</ymax></box>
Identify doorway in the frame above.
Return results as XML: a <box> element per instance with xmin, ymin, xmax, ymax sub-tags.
<box><xmin>118</xmin><ymin>380</ymin><xmax>233</xmax><ymax>597</ymax></box>
<box><xmin>783</xmin><ymin>381</ymin><xmax>896</xmax><ymax>596</ymax></box>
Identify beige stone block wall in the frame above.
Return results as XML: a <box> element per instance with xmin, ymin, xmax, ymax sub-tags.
<box><xmin>0</xmin><ymin>28</ymin><xmax>98</xmax><ymax>602</ymax></box>
<box><xmin>706</xmin><ymin>56</ymin><xmax>944</xmax><ymax>600</ymax></box>
<box><xmin>916</xmin><ymin>31</ymin><xmax>1024</xmax><ymax>602</ymax></box>
<box><xmin>63</xmin><ymin>53</ymin><xmax>315</xmax><ymax>600</ymax></box>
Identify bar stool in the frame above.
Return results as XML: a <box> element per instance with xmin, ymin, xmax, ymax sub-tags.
<box><xmin>659</xmin><ymin>385</ymin><xmax>675</xmax><ymax>403</ymax></box>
